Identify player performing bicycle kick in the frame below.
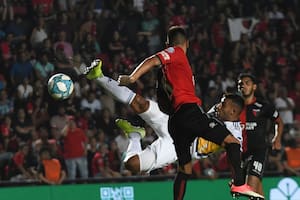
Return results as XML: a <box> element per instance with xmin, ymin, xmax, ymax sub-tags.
<box><xmin>82</xmin><ymin>58</ymin><xmax>264</xmax><ymax>200</ymax></box>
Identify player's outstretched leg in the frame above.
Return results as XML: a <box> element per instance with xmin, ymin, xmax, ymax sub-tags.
<box><xmin>116</xmin><ymin>119</ymin><xmax>146</xmax><ymax>173</ymax></box>
<box><xmin>84</xmin><ymin>59</ymin><xmax>103</xmax><ymax>79</ymax></box>
<box><xmin>230</xmin><ymin>184</ymin><xmax>264</xmax><ymax>200</ymax></box>
<box><xmin>83</xmin><ymin>59</ymin><xmax>136</xmax><ymax>105</ymax></box>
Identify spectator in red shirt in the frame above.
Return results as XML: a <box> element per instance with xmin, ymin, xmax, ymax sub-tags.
<box><xmin>61</xmin><ymin>116</ymin><xmax>88</xmax><ymax>179</ymax></box>
<box><xmin>31</xmin><ymin>0</ymin><xmax>53</xmax><ymax>17</ymax></box>
<box><xmin>91</xmin><ymin>144</ymin><xmax>121</xmax><ymax>178</ymax></box>
<box><xmin>211</xmin><ymin>13</ymin><xmax>227</xmax><ymax>49</ymax></box>
<box><xmin>9</xmin><ymin>143</ymin><xmax>36</xmax><ymax>181</ymax></box>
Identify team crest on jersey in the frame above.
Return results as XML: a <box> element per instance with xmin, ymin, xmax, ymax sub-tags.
<box><xmin>166</xmin><ymin>47</ymin><xmax>175</xmax><ymax>53</ymax></box>
<box><xmin>252</xmin><ymin>109</ymin><xmax>260</xmax><ymax>116</ymax></box>
<box><xmin>209</xmin><ymin>122</ymin><xmax>217</xmax><ymax>128</ymax></box>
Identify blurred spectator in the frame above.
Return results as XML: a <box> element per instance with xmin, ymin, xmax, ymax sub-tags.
<box><xmin>53</xmin><ymin>30</ymin><xmax>74</xmax><ymax>60</ymax></box>
<box><xmin>71</xmin><ymin>53</ymin><xmax>85</xmax><ymax>76</ymax></box>
<box><xmin>0</xmin><ymin>33</ymin><xmax>13</xmax><ymax>61</ymax></box>
<box><xmin>50</xmin><ymin>105</ymin><xmax>68</xmax><ymax>140</ymax></box>
<box><xmin>10</xmin><ymin>50</ymin><xmax>33</xmax><ymax>86</ymax></box>
<box><xmin>108</xmin><ymin>140</ymin><xmax>121</xmax><ymax>172</ymax></box>
<box><xmin>91</xmin><ymin>143</ymin><xmax>121</xmax><ymax>178</ymax></box>
<box><xmin>30</xmin><ymin>17</ymin><xmax>48</xmax><ymax>49</ymax></box>
<box><xmin>79</xmin><ymin>10</ymin><xmax>97</xmax><ymax>42</ymax></box>
<box><xmin>9</xmin><ymin>143</ymin><xmax>36</xmax><ymax>181</ymax></box>
<box><xmin>12</xmin><ymin>108</ymin><xmax>35</xmax><ymax>143</ymax></box>
<box><xmin>80</xmin><ymin>108</ymin><xmax>96</xmax><ymax>135</ymax></box>
<box><xmin>268</xmin><ymin>4</ymin><xmax>284</xmax><ymax>20</ymax></box>
<box><xmin>31</xmin><ymin>0</ymin><xmax>54</xmax><ymax>17</ymax></box>
<box><xmin>79</xmin><ymin>32</ymin><xmax>101</xmax><ymax>62</ymax></box>
<box><xmin>282</xmin><ymin>139</ymin><xmax>300</xmax><ymax>176</ymax></box>
<box><xmin>288</xmin><ymin>80</ymin><xmax>300</xmax><ymax>123</ymax></box>
<box><xmin>4</xmin><ymin>15</ymin><xmax>28</xmax><ymax>46</ymax></box>
<box><xmin>53</xmin><ymin>42</ymin><xmax>73</xmax><ymax>70</ymax></box>
<box><xmin>203</xmin><ymin>87</ymin><xmax>219</xmax><ymax>112</ymax></box>
<box><xmin>108</xmin><ymin>30</ymin><xmax>124</xmax><ymax>57</ymax></box>
<box><xmin>0</xmin><ymin>89</ymin><xmax>14</xmax><ymax>117</ymax></box>
<box><xmin>211</xmin><ymin>12</ymin><xmax>227</xmax><ymax>50</ymax></box>
<box><xmin>34</xmin><ymin>51</ymin><xmax>54</xmax><ymax>81</ymax></box>
<box><xmin>53</xmin><ymin>11</ymin><xmax>74</xmax><ymax>42</ymax></box>
<box><xmin>61</xmin><ymin>117</ymin><xmax>88</xmax><ymax>179</ymax></box>
<box><xmin>274</xmin><ymin>86</ymin><xmax>295</xmax><ymax>130</ymax></box>
<box><xmin>0</xmin><ymin>74</ymin><xmax>7</xmax><ymax>91</ymax></box>
<box><xmin>80</xmin><ymin>92</ymin><xmax>102</xmax><ymax>114</ymax></box>
<box><xmin>16</xmin><ymin>77</ymin><xmax>33</xmax><ymax>104</ymax></box>
<box><xmin>95</xmin><ymin>107</ymin><xmax>117</xmax><ymax>140</ymax></box>
<box><xmin>139</xmin><ymin>9</ymin><xmax>160</xmax><ymax>54</ymax></box>
<box><xmin>86</xmin><ymin>136</ymin><xmax>99</xmax><ymax>177</ymax></box>
<box><xmin>222</xmin><ymin>71</ymin><xmax>236</xmax><ymax>92</ymax></box>
<box><xmin>39</xmin><ymin>38</ymin><xmax>55</xmax><ymax>60</ymax></box>
<box><xmin>37</xmin><ymin>147</ymin><xmax>66</xmax><ymax>185</ymax></box>
<box><xmin>0</xmin><ymin>115</ymin><xmax>13</xmax><ymax>180</ymax></box>
<box><xmin>32</xmin><ymin>126</ymin><xmax>52</xmax><ymax>153</ymax></box>
<box><xmin>31</xmin><ymin>96</ymin><xmax>49</xmax><ymax>127</ymax></box>
<box><xmin>1</xmin><ymin>0</ymin><xmax>14</xmax><ymax>21</ymax></box>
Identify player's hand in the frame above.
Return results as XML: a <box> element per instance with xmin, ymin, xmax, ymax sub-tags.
<box><xmin>271</xmin><ymin>137</ymin><xmax>282</xmax><ymax>150</ymax></box>
<box><xmin>118</xmin><ymin>75</ymin><xmax>132</xmax><ymax>86</ymax></box>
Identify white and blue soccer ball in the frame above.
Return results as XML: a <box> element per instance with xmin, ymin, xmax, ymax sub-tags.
<box><xmin>47</xmin><ymin>73</ymin><xmax>74</xmax><ymax>100</ymax></box>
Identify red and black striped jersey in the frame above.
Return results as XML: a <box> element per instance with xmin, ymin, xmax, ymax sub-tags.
<box><xmin>240</xmin><ymin>97</ymin><xmax>279</xmax><ymax>153</ymax></box>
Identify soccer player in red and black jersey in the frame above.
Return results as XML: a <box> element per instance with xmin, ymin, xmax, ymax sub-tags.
<box><xmin>118</xmin><ymin>26</ymin><xmax>264</xmax><ymax>200</ymax></box>
<box><xmin>238</xmin><ymin>73</ymin><xmax>284</xmax><ymax>195</ymax></box>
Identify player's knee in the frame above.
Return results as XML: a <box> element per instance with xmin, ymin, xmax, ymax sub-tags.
<box><xmin>124</xmin><ymin>155</ymin><xmax>140</xmax><ymax>173</ymax></box>
<box><xmin>130</xmin><ymin>94</ymin><xmax>149</xmax><ymax>113</ymax></box>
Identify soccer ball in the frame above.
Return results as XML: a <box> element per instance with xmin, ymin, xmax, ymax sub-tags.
<box><xmin>47</xmin><ymin>73</ymin><xmax>74</xmax><ymax>100</ymax></box>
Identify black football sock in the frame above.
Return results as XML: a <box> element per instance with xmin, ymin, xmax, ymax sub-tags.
<box><xmin>174</xmin><ymin>171</ymin><xmax>190</xmax><ymax>200</ymax></box>
<box><xmin>225</xmin><ymin>143</ymin><xmax>244</xmax><ymax>186</ymax></box>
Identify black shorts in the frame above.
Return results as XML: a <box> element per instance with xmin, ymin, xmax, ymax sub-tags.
<box><xmin>242</xmin><ymin>148</ymin><xmax>268</xmax><ymax>179</ymax></box>
<box><xmin>169</xmin><ymin>103</ymin><xmax>231</xmax><ymax>166</ymax></box>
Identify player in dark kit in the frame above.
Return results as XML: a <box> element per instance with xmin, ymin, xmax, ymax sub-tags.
<box><xmin>238</xmin><ymin>73</ymin><xmax>283</xmax><ymax>196</ymax></box>
<box><xmin>118</xmin><ymin>26</ymin><xmax>264</xmax><ymax>200</ymax></box>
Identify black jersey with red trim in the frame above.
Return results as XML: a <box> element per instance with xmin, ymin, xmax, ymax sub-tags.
<box><xmin>240</xmin><ymin>97</ymin><xmax>279</xmax><ymax>153</ymax></box>
<box><xmin>155</xmin><ymin>46</ymin><xmax>201</xmax><ymax>112</ymax></box>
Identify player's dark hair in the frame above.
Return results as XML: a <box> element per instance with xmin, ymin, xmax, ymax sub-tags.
<box><xmin>166</xmin><ymin>26</ymin><xmax>187</xmax><ymax>46</ymax></box>
<box><xmin>238</xmin><ymin>73</ymin><xmax>257</xmax><ymax>84</ymax></box>
<box><xmin>224</xmin><ymin>93</ymin><xmax>245</xmax><ymax>110</ymax></box>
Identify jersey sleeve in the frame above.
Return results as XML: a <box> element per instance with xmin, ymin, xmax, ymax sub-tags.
<box><xmin>263</xmin><ymin>103</ymin><xmax>279</xmax><ymax>120</ymax></box>
<box><xmin>155</xmin><ymin>49</ymin><xmax>173</xmax><ymax>65</ymax></box>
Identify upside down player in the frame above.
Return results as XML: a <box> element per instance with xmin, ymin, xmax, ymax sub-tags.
<box><xmin>85</xmin><ymin>59</ymin><xmax>242</xmax><ymax>172</ymax></box>
<box><xmin>117</xmin><ymin>26</ymin><xmax>264</xmax><ymax>200</ymax></box>
<box><xmin>238</xmin><ymin>73</ymin><xmax>283</xmax><ymax>196</ymax></box>
<box><xmin>84</xmin><ymin>57</ymin><xmax>263</xmax><ymax>200</ymax></box>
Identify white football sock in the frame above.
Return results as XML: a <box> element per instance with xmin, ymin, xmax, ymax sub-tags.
<box><xmin>96</xmin><ymin>76</ymin><xmax>136</xmax><ymax>104</ymax></box>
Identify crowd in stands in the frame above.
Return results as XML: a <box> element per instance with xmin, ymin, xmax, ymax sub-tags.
<box><xmin>0</xmin><ymin>0</ymin><xmax>300</xmax><ymax>183</ymax></box>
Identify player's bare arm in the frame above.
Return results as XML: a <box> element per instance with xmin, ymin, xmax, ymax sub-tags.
<box><xmin>118</xmin><ymin>55</ymin><xmax>161</xmax><ymax>86</ymax></box>
<box><xmin>272</xmin><ymin>116</ymin><xmax>284</xmax><ymax>150</ymax></box>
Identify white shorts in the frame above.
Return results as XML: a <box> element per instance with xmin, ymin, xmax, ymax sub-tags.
<box><xmin>138</xmin><ymin>100</ymin><xmax>177</xmax><ymax>172</ymax></box>
<box><xmin>138</xmin><ymin>136</ymin><xmax>177</xmax><ymax>173</ymax></box>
